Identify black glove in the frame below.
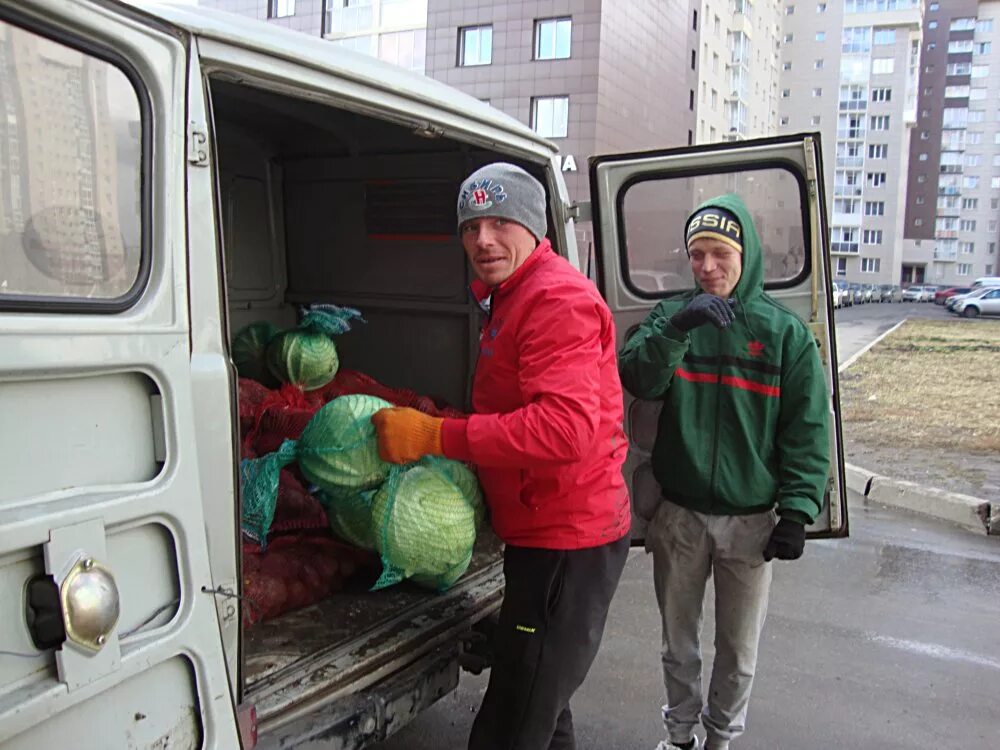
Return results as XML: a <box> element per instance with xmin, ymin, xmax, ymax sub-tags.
<box><xmin>669</xmin><ymin>294</ymin><xmax>735</xmax><ymax>332</ymax></box>
<box><xmin>763</xmin><ymin>518</ymin><xmax>806</xmax><ymax>562</ymax></box>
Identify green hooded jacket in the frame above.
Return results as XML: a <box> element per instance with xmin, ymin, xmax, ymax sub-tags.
<box><xmin>618</xmin><ymin>193</ymin><xmax>830</xmax><ymax>522</ymax></box>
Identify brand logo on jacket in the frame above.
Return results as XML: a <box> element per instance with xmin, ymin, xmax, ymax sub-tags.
<box><xmin>747</xmin><ymin>341</ymin><xmax>765</xmax><ymax>357</ymax></box>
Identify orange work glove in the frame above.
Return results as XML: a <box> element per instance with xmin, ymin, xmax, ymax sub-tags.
<box><xmin>370</xmin><ymin>407</ymin><xmax>444</xmax><ymax>464</ymax></box>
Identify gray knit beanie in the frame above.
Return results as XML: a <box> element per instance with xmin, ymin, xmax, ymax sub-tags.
<box><xmin>456</xmin><ymin>162</ymin><xmax>548</xmax><ymax>242</ymax></box>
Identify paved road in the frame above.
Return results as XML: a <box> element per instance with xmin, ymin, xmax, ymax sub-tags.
<box><xmin>371</xmin><ymin>300</ymin><xmax>1000</xmax><ymax>750</ymax></box>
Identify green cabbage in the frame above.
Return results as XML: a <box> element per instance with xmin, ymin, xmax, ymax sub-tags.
<box><xmin>371</xmin><ymin>457</ymin><xmax>484</xmax><ymax>591</ymax></box>
<box><xmin>232</xmin><ymin>321</ymin><xmax>280</xmax><ymax>386</ymax></box>
<box><xmin>297</xmin><ymin>394</ymin><xmax>392</xmax><ymax>492</ymax></box>
<box><xmin>319</xmin><ymin>487</ymin><xmax>378</xmax><ymax>551</ymax></box>
<box><xmin>266</xmin><ymin>329</ymin><xmax>339</xmax><ymax>391</ymax></box>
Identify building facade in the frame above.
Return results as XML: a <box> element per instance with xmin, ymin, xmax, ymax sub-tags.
<box><xmin>904</xmin><ymin>0</ymin><xmax>1000</xmax><ymax>285</ymax></box>
<box><xmin>695</xmin><ymin>0</ymin><xmax>783</xmax><ymax>144</ymax></box>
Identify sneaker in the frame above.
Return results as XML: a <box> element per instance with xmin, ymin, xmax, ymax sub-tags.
<box><xmin>654</xmin><ymin>738</ymin><xmax>701</xmax><ymax>750</ymax></box>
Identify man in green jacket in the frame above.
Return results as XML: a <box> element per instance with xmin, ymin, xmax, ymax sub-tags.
<box><xmin>618</xmin><ymin>194</ymin><xmax>830</xmax><ymax>750</ymax></box>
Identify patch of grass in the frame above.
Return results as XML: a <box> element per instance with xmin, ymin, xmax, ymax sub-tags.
<box><xmin>840</xmin><ymin>320</ymin><xmax>1000</xmax><ymax>454</ymax></box>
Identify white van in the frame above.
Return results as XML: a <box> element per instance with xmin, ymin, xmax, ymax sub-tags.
<box><xmin>972</xmin><ymin>276</ymin><xmax>1000</xmax><ymax>287</ymax></box>
<box><xmin>0</xmin><ymin>1</ymin><xmax>847</xmax><ymax>747</ymax></box>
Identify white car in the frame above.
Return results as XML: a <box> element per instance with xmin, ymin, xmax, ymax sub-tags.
<box><xmin>901</xmin><ymin>285</ymin><xmax>924</xmax><ymax>302</ymax></box>
<box><xmin>831</xmin><ymin>281</ymin><xmax>846</xmax><ymax>308</ymax></box>
<box><xmin>919</xmin><ymin>285</ymin><xmax>938</xmax><ymax>302</ymax></box>
<box><xmin>953</xmin><ymin>286</ymin><xmax>1000</xmax><ymax>317</ymax></box>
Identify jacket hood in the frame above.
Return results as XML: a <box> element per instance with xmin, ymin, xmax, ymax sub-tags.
<box><xmin>684</xmin><ymin>193</ymin><xmax>763</xmax><ymax>302</ymax></box>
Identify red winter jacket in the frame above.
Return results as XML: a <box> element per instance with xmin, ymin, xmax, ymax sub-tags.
<box><xmin>441</xmin><ymin>240</ymin><xmax>631</xmax><ymax>549</ymax></box>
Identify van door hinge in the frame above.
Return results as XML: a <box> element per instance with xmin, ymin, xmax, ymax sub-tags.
<box><xmin>188</xmin><ymin>123</ymin><xmax>209</xmax><ymax>167</ymax></box>
<box><xmin>567</xmin><ymin>201</ymin><xmax>592</xmax><ymax>223</ymax></box>
<box><xmin>803</xmin><ymin>136</ymin><xmax>819</xmax><ymax>199</ymax></box>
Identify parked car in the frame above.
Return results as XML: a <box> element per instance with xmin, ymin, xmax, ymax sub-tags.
<box><xmin>901</xmin><ymin>285</ymin><xmax>924</xmax><ymax>302</ymax></box>
<box><xmin>948</xmin><ymin>285</ymin><xmax>1000</xmax><ymax>313</ymax></box>
<box><xmin>847</xmin><ymin>282</ymin><xmax>865</xmax><ymax>305</ymax></box>
<box><xmin>879</xmin><ymin>284</ymin><xmax>902</xmax><ymax>303</ymax></box>
<box><xmin>830</xmin><ymin>281</ymin><xmax>845</xmax><ymax>308</ymax></box>
<box><xmin>919</xmin><ymin>285</ymin><xmax>938</xmax><ymax>302</ymax></box>
<box><xmin>954</xmin><ymin>287</ymin><xmax>1000</xmax><ymax>317</ymax></box>
<box><xmin>972</xmin><ymin>276</ymin><xmax>1000</xmax><ymax>288</ymax></box>
<box><xmin>934</xmin><ymin>286</ymin><xmax>974</xmax><ymax>305</ymax></box>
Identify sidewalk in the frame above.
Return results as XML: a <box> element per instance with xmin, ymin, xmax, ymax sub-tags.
<box><xmin>838</xmin><ymin>322</ymin><xmax>996</xmax><ymax>536</ymax></box>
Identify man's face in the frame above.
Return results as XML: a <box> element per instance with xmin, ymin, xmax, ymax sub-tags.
<box><xmin>688</xmin><ymin>237</ymin><xmax>743</xmax><ymax>298</ymax></box>
<box><xmin>460</xmin><ymin>217</ymin><xmax>538</xmax><ymax>287</ymax></box>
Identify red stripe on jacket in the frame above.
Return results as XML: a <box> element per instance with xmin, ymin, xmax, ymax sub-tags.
<box><xmin>675</xmin><ymin>367</ymin><xmax>781</xmax><ymax>398</ymax></box>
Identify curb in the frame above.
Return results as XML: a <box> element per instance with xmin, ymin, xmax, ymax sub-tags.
<box><xmin>839</xmin><ymin>320</ymin><xmax>995</xmax><ymax>537</ymax></box>
<box><xmin>845</xmin><ymin>463</ymin><xmax>993</xmax><ymax>535</ymax></box>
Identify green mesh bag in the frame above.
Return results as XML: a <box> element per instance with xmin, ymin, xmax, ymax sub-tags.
<box><xmin>266</xmin><ymin>305</ymin><xmax>364</xmax><ymax>390</ymax></box>
<box><xmin>370</xmin><ymin>456</ymin><xmax>484</xmax><ymax>592</ymax></box>
<box><xmin>240</xmin><ymin>394</ymin><xmax>391</xmax><ymax>544</ymax></box>
<box><xmin>318</xmin><ymin>487</ymin><xmax>378</xmax><ymax>551</ymax></box>
<box><xmin>232</xmin><ymin>321</ymin><xmax>280</xmax><ymax>386</ymax></box>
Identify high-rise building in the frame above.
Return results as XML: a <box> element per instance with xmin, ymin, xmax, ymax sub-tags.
<box><xmin>695</xmin><ymin>0</ymin><xmax>783</xmax><ymax>144</ymax></box>
<box><xmin>778</xmin><ymin>0</ymin><xmax>923</xmax><ymax>286</ymax></box>
<box><xmin>905</xmin><ymin>0</ymin><xmax>1000</xmax><ymax>286</ymax></box>
<box><xmin>200</xmin><ymin>0</ymin><xmax>429</xmax><ymax>72</ymax></box>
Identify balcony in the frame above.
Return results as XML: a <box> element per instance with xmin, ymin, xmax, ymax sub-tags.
<box><xmin>935</xmin><ymin>230</ymin><xmax>959</xmax><ymax>239</ymax></box>
<box><xmin>940</xmin><ymin>165</ymin><xmax>964</xmax><ymax>174</ymax></box>
<box><xmin>327</xmin><ymin>4</ymin><xmax>374</xmax><ymax>35</ymax></box>
<box><xmin>831</xmin><ymin>242</ymin><xmax>860</xmax><ymax>254</ymax></box>
<box><xmin>836</xmin><ymin>128</ymin><xmax>866</xmax><ymax>140</ymax></box>
<box><xmin>838</xmin><ymin>100</ymin><xmax>868</xmax><ymax>112</ymax></box>
<box><xmin>834</xmin><ymin>185</ymin><xmax>863</xmax><ymax>197</ymax></box>
<box><xmin>938</xmin><ymin>186</ymin><xmax>962</xmax><ymax>196</ymax></box>
<box><xmin>836</xmin><ymin>155</ymin><xmax>864</xmax><ymax>168</ymax></box>
<box><xmin>934</xmin><ymin>250</ymin><xmax>958</xmax><ymax>261</ymax></box>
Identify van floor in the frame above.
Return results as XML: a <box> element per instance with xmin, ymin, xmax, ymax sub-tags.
<box><xmin>244</xmin><ymin>530</ymin><xmax>505</xmax><ymax>688</ymax></box>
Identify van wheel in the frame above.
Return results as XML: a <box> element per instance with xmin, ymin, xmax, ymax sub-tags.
<box><xmin>962</xmin><ymin>306</ymin><xmax>980</xmax><ymax>318</ymax></box>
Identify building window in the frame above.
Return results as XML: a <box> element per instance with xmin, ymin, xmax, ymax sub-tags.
<box><xmin>863</xmin><ymin>230</ymin><xmax>883</xmax><ymax>245</ymax></box>
<box><xmin>690</xmin><ymin>90</ymin><xmax>695</xmax><ymax>110</ymax></box>
<box><xmin>968</xmin><ymin>132</ymin><xmax>982</xmax><ymax>145</ymax></box>
<box><xmin>949</xmin><ymin>40</ymin><xmax>974</xmax><ymax>54</ymax></box>
<box><xmin>867</xmin><ymin>172</ymin><xmax>886</xmax><ymax>187</ymax></box>
<box><xmin>835</xmin><ymin>258</ymin><xmax>848</xmax><ymax>276</ymax></box>
<box><xmin>993</xmin><ymin>177</ymin><xmax>1000</xmax><ymax>189</ymax></box>
<box><xmin>535</xmin><ymin>18</ymin><xmax>572</xmax><ymax>60</ymax></box>
<box><xmin>270</xmin><ymin>0</ymin><xmax>295</xmax><ymax>18</ymax></box>
<box><xmin>870</xmin><ymin>115</ymin><xmax>890</xmax><ymax>130</ymax></box>
<box><xmin>917</xmin><ymin>175</ymin><xmax>926</xmax><ymax>183</ymax></box>
<box><xmin>865</xmin><ymin>201</ymin><xmax>885</xmax><ymax>216</ymax></box>
<box><xmin>868</xmin><ymin>144</ymin><xmax>888</xmax><ymax>158</ymax></box>
<box><xmin>691</xmin><ymin>49</ymin><xmax>696</xmax><ymax>69</ymax></box>
<box><xmin>458</xmin><ymin>25</ymin><xmax>492</xmax><ymax>66</ymax></box>
<box><xmin>975</xmin><ymin>42</ymin><xmax>992</xmax><ymax>55</ymax></box>
<box><xmin>960</xmin><ymin>219</ymin><xmax>977</xmax><ymax>232</ymax></box>
<box><xmin>693</xmin><ymin>9</ymin><xmax>698</xmax><ymax>30</ymax></box>
<box><xmin>531</xmin><ymin>96</ymin><xmax>569</xmax><ymax>138</ymax></box>
<box><xmin>962</xmin><ymin>198</ymin><xmax>978</xmax><ymax>210</ymax></box>
<box><xmin>915</xmin><ymin>219</ymin><xmax>923</xmax><ymax>226</ymax></box>
<box><xmin>782</xmin><ymin>89</ymin><xmax>791</xmax><ymax>98</ymax></box>
<box><xmin>989</xmin><ymin>242</ymin><xmax>996</xmax><ymax>253</ymax></box>
<box><xmin>948</xmin><ymin>62</ymin><xmax>972</xmax><ymax>76</ymax></box>
<box><xmin>861</xmin><ymin>258</ymin><xmax>881</xmax><ymax>272</ymax></box>
<box><xmin>972</xmin><ymin>65</ymin><xmax>989</xmax><ymax>79</ymax></box>
<box><xmin>378</xmin><ymin>29</ymin><xmax>427</xmax><ymax>71</ymax></box>
<box><xmin>786</xmin><ymin>6</ymin><xmax>795</xmax><ymax>15</ymax></box>
<box><xmin>779</xmin><ymin>116</ymin><xmax>790</xmax><ymax>126</ymax></box>
<box><xmin>927</xmin><ymin>42</ymin><xmax>936</xmax><ymax>51</ymax></box>
<box><xmin>713</xmin><ymin>52</ymin><xmax>720</xmax><ymax>73</ymax></box>
<box><xmin>916</xmin><ymin>197</ymin><xmax>925</xmax><ymax>205</ymax></box>
<box><xmin>928</xmin><ymin>20</ymin><xmax>938</xmax><ymax>30</ymax></box>
<box><xmin>951</xmin><ymin>17</ymin><xmax>976</xmax><ymax>32</ymax></box>
<box><xmin>871</xmin><ymin>87</ymin><xmax>891</xmax><ymax>102</ymax></box>
<box><xmin>965</xmin><ymin>154</ymin><xmax>982</xmax><ymax>167</ymax></box>
<box><xmin>818</xmin><ymin>2</ymin><xmax>827</xmax><ymax>11</ymax></box>
<box><xmin>872</xmin><ymin>58</ymin><xmax>895</xmax><ymax>75</ymax></box>
<box><xmin>783</xmin><ymin>61</ymin><xmax>792</xmax><ymax>70</ymax></box>
<box><xmin>812</xmin><ymin>87</ymin><xmax>822</xmax><ymax>97</ymax></box>
<box><xmin>873</xmin><ymin>29</ymin><xmax>896</xmax><ymax>45</ymax></box>
<box><xmin>815</xmin><ymin>58</ymin><xmax>824</xmax><ymax>69</ymax></box>
<box><xmin>918</xmin><ymin>153</ymin><xmax>928</xmax><ymax>161</ymax></box>
<box><xmin>816</xmin><ymin>31</ymin><xmax>826</xmax><ymax>41</ymax></box>
<box><xmin>976</xmin><ymin>19</ymin><xmax>994</xmax><ymax>33</ymax></box>
<box><xmin>960</xmin><ymin>242</ymin><xmax>975</xmax><ymax>254</ymax></box>
<box><xmin>958</xmin><ymin>263</ymin><xmax>972</xmax><ymax>276</ymax></box>
<box><xmin>964</xmin><ymin>176</ymin><xmax>980</xmax><ymax>189</ymax></box>
<box><xmin>811</xmin><ymin>115</ymin><xmax>821</xmax><ymax>125</ymax></box>
<box><xmin>784</xmin><ymin>33</ymin><xmax>794</xmax><ymax>43</ymax></box>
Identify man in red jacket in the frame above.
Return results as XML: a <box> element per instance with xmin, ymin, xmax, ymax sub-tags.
<box><xmin>372</xmin><ymin>162</ymin><xmax>631</xmax><ymax>750</ymax></box>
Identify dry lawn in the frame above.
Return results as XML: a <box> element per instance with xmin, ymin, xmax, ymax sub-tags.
<box><xmin>839</xmin><ymin>319</ymin><xmax>1000</xmax><ymax>454</ymax></box>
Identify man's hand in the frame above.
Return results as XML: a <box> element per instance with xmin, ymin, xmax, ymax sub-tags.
<box><xmin>669</xmin><ymin>294</ymin><xmax>735</xmax><ymax>332</ymax></box>
<box><xmin>763</xmin><ymin>518</ymin><xmax>806</xmax><ymax>562</ymax></box>
<box><xmin>370</xmin><ymin>407</ymin><xmax>444</xmax><ymax>464</ymax></box>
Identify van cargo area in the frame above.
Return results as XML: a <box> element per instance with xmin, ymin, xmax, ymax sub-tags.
<box><xmin>210</xmin><ymin>78</ymin><xmax>534</xmax><ymax>736</ymax></box>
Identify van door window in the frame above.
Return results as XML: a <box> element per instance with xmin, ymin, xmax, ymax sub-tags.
<box><xmin>0</xmin><ymin>19</ymin><xmax>146</xmax><ymax>308</ymax></box>
<box><xmin>621</xmin><ymin>167</ymin><xmax>807</xmax><ymax>297</ymax></box>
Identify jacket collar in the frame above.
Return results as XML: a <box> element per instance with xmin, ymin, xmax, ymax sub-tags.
<box><xmin>469</xmin><ymin>238</ymin><xmax>554</xmax><ymax>303</ymax></box>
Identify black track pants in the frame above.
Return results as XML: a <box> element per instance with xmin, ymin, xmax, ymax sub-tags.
<box><xmin>467</xmin><ymin>533</ymin><xmax>630</xmax><ymax>750</ymax></box>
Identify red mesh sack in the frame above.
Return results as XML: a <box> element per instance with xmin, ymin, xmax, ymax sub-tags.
<box><xmin>269</xmin><ymin>470</ymin><xmax>329</xmax><ymax>535</ymax></box>
<box><xmin>242</xmin><ymin>536</ymin><xmax>377</xmax><ymax>625</ymax></box>
<box><xmin>248</xmin><ymin>384</ymin><xmax>325</xmax><ymax>455</ymax></box>
<box><xmin>317</xmin><ymin>369</ymin><xmax>467</xmax><ymax>419</ymax></box>
<box><xmin>238</xmin><ymin>378</ymin><xmax>273</xmax><ymax>438</ymax></box>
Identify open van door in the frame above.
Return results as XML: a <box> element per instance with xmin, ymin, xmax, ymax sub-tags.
<box><xmin>589</xmin><ymin>134</ymin><xmax>847</xmax><ymax>544</ymax></box>
<box><xmin>0</xmin><ymin>2</ymin><xmax>240</xmax><ymax>747</ymax></box>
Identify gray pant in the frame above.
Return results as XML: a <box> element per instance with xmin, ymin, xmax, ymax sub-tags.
<box><xmin>647</xmin><ymin>499</ymin><xmax>777</xmax><ymax>750</ymax></box>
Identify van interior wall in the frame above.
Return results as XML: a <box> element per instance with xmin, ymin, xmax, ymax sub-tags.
<box><xmin>211</xmin><ymin>80</ymin><xmax>525</xmax><ymax>410</ymax></box>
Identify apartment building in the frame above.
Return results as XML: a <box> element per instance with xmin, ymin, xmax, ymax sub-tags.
<box><xmin>200</xmin><ymin>0</ymin><xmax>429</xmax><ymax>71</ymax></box>
<box><xmin>904</xmin><ymin>0</ymin><xmax>1000</xmax><ymax>285</ymax></box>
<box><xmin>779</xmin><ymin>0</ymin><xmax>923</xmax><ymax>286</ymax></box>
<box><xmin>696</xmin><ymin>0</ymin><xmax>783</xmax><ymax>144</ymax></box>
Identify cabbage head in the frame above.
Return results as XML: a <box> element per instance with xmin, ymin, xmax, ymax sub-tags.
<box><xmin>298</xmin><ymin>394</ymin><xmax>392</xmax><ymax>492</ymax></box>
<box><xmin>265</xmin><ymin>306</ymin><xmax>364</xmax><ymax>390</ymax></box>
<box><xmin>371</xmin><ymin>457</ymin><xmax>484</xmax><ymax>591</ymax></box>
<box><xmin>320</xmin><ymin>487</ymin><xmax>378</xmax><ymax>551</ymax></box>
<box><xmin>232</xmin><ymin>321</ymin><xmax>280</xmax><ymax>386</ymax></box>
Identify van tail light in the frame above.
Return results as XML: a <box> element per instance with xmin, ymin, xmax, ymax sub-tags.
<box><xmin>238</xmin><ymin>702</ymin><xmax>258</xmax><ymax>749</ymax></box>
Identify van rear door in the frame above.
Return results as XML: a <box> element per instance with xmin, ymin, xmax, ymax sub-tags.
<box><xmin>589</xmin><ymin>134</ymin><xmax>847</xmax><ymax>544</ymax></box>
<box><xmin>0</xmin><ymin>2</ymin><xmax>240</xmax><ymax>747</ymax></box>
